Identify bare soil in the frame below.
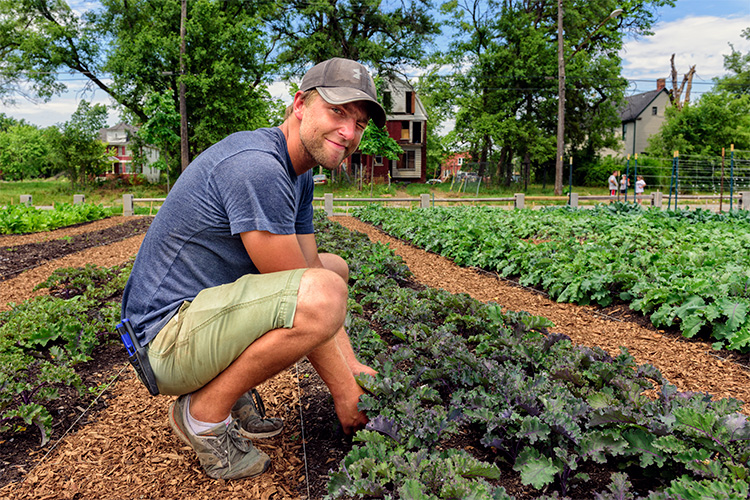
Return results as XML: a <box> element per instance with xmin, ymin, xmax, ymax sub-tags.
<box><xmin>1</xmin><ymin>215</ymin><xmax>749</xmax><ymax>500</ymax></box>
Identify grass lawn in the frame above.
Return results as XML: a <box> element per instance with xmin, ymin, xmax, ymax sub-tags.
<box><xmin>0</xmin><ymin>178</ymin><xmax>169</xmax><ymax>208</ymax></box>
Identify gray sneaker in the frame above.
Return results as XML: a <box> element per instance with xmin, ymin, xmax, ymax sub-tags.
<box><xmin>231</xmin><ymin>389</ymin><xmax>284</xmax><ymax>439</ymax></box>
<box><xmin>169</xmin><ymin>395</ymin><xmax>271</xmax><ymax>480</ymax></box>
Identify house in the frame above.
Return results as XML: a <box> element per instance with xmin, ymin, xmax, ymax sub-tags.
<box><xmin>98</xmin><ymin>123</ymin><xmax>161</xmax><ymax>183</ymax></box>
<box><xmin>342</xmin><ymin>77</ymin><xmax>428</xmax><ymax>183</ymax></box>
<box><xmin>602</xmin><ymin>79</ymin><xmax>671</xmax><ymax>158</ymax></box>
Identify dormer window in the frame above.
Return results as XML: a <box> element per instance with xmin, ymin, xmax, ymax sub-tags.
<box><xmin>405</xmin><ymin>91</ymin><xmax>414</xmax><ymax>114</ymax></box>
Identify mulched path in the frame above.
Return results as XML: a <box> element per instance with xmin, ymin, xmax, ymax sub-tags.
<box><xmin>0</xmin><ymin>218</ymin><xmax>153</xmax><ymax>281</ymax></box>
<box><xmin>2</xmin><ymin>214</ymin><xmax>750</xmax><ymax>500</ymax></box>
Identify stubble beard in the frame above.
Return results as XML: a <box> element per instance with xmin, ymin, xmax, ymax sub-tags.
<box><xmin>299</xmin><ymin>118</ymin><xmax>360</xmax><ymax>170</ymax></box>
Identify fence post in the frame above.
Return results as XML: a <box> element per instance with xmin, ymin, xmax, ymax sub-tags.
<box><xmin>514</xmin><ymin>193</ymin><xmax>525</xmax><ymax>209</ymax></box>
<box><xmin>420</xmin><ymin>193</ymin><xmax>430</xmax><ymax>208</ymax></box>
<box><xmin>569</xmin><ymin>192</ymin><xmax>578</xmax><ymax>208</ymax></box>
<box><xmin>324</xmin><ymin>193</ymin><xmax>334</xmax><ymax>217</ymax></box>
<box><xmin>741</xmin><ymin>191</ymin><xmax>750</xmax><ymax>210</ymax></box>
<box><xmin>73</xmin><ymin>194</ymin><xmax>85</xmax><ymax>205</ymax></box>
<box><xmin>123</xmin><ymin>194</ymin><xmax>134</xmax><ymax>216</ymax></box>
<box><xmin>652</xmin><ymin>191</ymin><xmax>663</xmax><ymax>209</ymax></box>
<box><xmin>20</xmin><ymin>195</ymin><xmax>32</xmax><ymax>207</ymax></box>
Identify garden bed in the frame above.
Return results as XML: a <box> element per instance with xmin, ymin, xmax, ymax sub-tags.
<box><xmin>1</xmin><ymin>214</ymin><xmax>749</xmax><ymax>499</ymax></box>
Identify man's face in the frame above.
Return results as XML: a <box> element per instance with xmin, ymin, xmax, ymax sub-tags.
<box><xmin>298</xmin><ymin>94</ymin><xmax>369</xmax><ymax>170</ymax></box>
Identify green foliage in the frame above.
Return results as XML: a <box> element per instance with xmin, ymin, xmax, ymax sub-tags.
<box><xmin>355</xmin><ymin>204</ymin><xmax>750</xmax><ymax>352</ymax></box>
<box><xmin>359</xmin><ymin>122</ymin><xmax>403</xmax><ymax>161</ymax></box>
<box><xmin>0</xmin><ymin>124</ymin><xmax>56</xmax><ymax>180</ymax></box>
<box><xmin>715</xmin><ymin>27</ymin><xmax>750</xmax><ymax>97</ymax></box>
<box><xmin>312</xmin><ymin>211</ymin><xmax>750</xmax><ymax>498</ymax></box>
<box><xmin>49</xmin><ymin>101</ymin><xmax>110</xmax><ymax>188</ymax></box>
<box><xmin>0</xmin><ymin>262</ymin><xmax>131</xmax><ymax>445</ymax></box>
<box><xmin>0</xmin><ymin>203</ymin><xmax>112</xmax><ymax>234</ymax></box>
<box><xmin>647</xmin><ymin>91</ymin><xmax>750</xmax><ymax>157</ymax></box>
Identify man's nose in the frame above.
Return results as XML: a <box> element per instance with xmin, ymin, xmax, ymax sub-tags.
<box><xmin>338</xmin><ymin>118</ymin><xmax>358</xmax><ymax>141</ymax></box>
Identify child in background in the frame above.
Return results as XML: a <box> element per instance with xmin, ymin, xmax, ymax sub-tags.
<box><xmin>635</xmin><ymin>176</ymin><xmax>646</xmax><ymax>204</ymax></box>
<box><xmin>608</xmin><ymin>170</ymin><xmax>619</xmax><ymax>196</ymax></box>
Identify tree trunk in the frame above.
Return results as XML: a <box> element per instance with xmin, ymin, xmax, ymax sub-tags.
<box><xmin>179</xmin><ymin>0</ymin><xmax>190</xmax><ymax>171</ymax></box>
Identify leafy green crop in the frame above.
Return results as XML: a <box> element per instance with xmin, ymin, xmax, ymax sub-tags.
<box><xmin>312</xmin><ymin>211</ymin><xmax>750</xmax><ymax>499</ymax></box>
<box><xmin>0</xmin><ymin>262</ymin><xmax>131</xmax><ymax>444</ymax></box>
<box><xmin>0</xmin><ymin>203</ymin><xmax>112</xmax><ymax>234</ymax></box>
<box><xmin>354</xmin><ymin>204</ymin><xmax>750</xmax><ymax>352</ymax></box>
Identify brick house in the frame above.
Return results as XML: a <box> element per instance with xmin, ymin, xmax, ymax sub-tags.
<box><xmin>98</xmin><ymin>123</ymin><xmax>161</xmax><ymax>183</ymax></box>
<box><xmin>441</xmin><ymin>152</ymin><xmax>471</xmax><ymax>181</ymax></box>
<box><xmin>342</xmin><ymin>77</ymin><xmax>428</xmax><ymax>183</ymax></box>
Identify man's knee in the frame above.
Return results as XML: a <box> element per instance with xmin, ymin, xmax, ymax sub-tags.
<box><xmin>319</xmin><ymin>253</ymin><xmax>349</xmax><ymax>282</ymax></box>
<box><xmin>296</xmin><ymin>268</ymin><xmax>348</xmax><ymax>337</ymax></box>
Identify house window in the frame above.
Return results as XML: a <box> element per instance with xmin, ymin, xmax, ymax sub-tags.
<box><xmin>382</xmin><ymin>91</ymin><xmax>392</xmax><ymax>111</ymax></box>
<box><xmin>412</xmin><ymin>122</ymin><xmax>422</xmax><ymax>144</ymax></box>
<box><xmin>374</xmin><ymin>156</ymin><xmax>383</xmax><ymax>166</ymax></box>
<box><xmin>651</xmin><ymin>106</ymin><xmax>657</xmax><ymax>115</ymax></box>
<box><xmin>398</xmin><ymin>150</ymin><xmax>416</xmax><ymax>171</ymax></box>
<box><xmin>457</xmin><ymin>157</ymin><xmax>464</xmax><ymax>166</ymax></box>
<box><xmin>401</xmin><ymin>121</ymin><xmax>410</xmax><ymax>141</ymax></box>
<box><xmin>405</xmin><ymin>92</ymin><xmax>414</xmax><ymax>114</ymax></box>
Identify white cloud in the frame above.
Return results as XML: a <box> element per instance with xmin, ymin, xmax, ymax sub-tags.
<box><xmin>621</xmin><ymin>15</ymin><xmax>750</xmax><ymax>94</ymax></box>
<box><xmin>3</xmin><ymin>79</ymin><xmax>118</xmax><ymax>128</ymax></box>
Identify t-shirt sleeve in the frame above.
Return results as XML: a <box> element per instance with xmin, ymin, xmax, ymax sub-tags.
<box><xmin>211</xmin><ymin>150</ymin><xmax>298</xmax><ymax>236</ymax></box>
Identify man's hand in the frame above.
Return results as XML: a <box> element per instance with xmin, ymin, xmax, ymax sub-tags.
<box><xmin>332</xmin><ymin>384</ymin><xmax>369</xmax><ymax>435</ymax></box>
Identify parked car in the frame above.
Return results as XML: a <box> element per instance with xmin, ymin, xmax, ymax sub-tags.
<box><xmin>313</xmin><ymin>174</ymin><xmax>328</xmax><ymax>185</ymax></box>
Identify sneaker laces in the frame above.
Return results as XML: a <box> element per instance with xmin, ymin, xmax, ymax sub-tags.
<box><xmin>249</xmin><ymin>388</ymin><xmax>266</xmax><ymax>418</ymax></box>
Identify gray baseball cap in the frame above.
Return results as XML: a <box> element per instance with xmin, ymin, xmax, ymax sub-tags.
<box><xmin>300</xmin><ymin>58</ymin><xmax>387</xmax><ymax>128</ymax></box>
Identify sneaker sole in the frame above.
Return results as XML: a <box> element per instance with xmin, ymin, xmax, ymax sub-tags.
<box><xmin>236</xmin><ymin>425</ymin><xmax>284</xmax><ymax>440</ymax></box>
<box><xmin>169</xmin><ymin>400</ymin><xmax>194</xmax><ymax>448</ymax></box>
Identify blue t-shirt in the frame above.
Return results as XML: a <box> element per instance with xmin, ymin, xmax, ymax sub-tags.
<box><xmin>122</xmin><ymin>127</ymin><xmax>314</xmax><ymax>345</ymax></box>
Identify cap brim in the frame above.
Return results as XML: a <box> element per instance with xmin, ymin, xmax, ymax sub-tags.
<box><xmin>317</xmin><ymin>87</ymin><xmax>386</xmax><ymax>129</ymax></box>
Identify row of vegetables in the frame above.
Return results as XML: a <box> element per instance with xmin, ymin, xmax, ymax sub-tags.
<box><xmin>353</xmin><ymin>202</ymin><xmax>750</xmax><ymax>353</ymax></box>
<box><xmin>314</xmin><ymin>211</ymin><xmax>750</xmax><ymax>499</ymax></box>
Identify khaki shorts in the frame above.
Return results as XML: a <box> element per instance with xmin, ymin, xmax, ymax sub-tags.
<box><xmin>147</xmin><ymin>269</ymin><xmax>306</xmax><ymax>395</ymax></box>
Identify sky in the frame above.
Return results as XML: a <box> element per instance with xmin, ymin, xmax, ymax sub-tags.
<box><xmin>1</xmin><ymin>0</ymin><xmax>749</xmax><ymax>129</ymax></box>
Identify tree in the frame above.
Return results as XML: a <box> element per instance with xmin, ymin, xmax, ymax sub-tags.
<box><xmin>0</xmin><ymin>125</ymin><xmax>53</xmax><ymax>180</ymax></box>
<box><xmin>647</xmin><ymin>92</ymin><xmax>750</xmax><ymax>158</ymax></box>
<box><xmin>50</xmin><ymin>101</ymin><xmax>109</xmax><ymax>187</ymax></box>
<box><xmin>1</xmin><ymin>0</ymin><xmax>279</xmax><ymax>165</ymax></box>
<box><xmin>439</xmin><ymin>0</ymin><xmax>674</xmax><ymax>191</ymax></box>
<box><xmin>268</xmin><ymin>0</ymin><xmax>440</xmax><ymax>76</ymax></box>
<box><xmin>139</xmin><ymin>91</ymin><xmax>181</xmax><ymax>190</ymax></box>
<box><xmin>716</xmin><ymin>27</ymin><xmax>750</xmax><ymax>97</ymax></box>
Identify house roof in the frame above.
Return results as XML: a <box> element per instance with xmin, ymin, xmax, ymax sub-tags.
<box><xmin>98</xmin><ymin>122</ymin><xmax>138</xmax><ymax>145</ymax></box>
<box><xmin>619</xmin><ymin>88</ymin><xmax>669</xmax><ymax>122</ymax></box>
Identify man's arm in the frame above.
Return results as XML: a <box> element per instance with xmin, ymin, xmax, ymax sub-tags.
<box><xmin>240</xmin><ymin>231</ymin><xmax>312</xmax><ymax>272</ymax></box>
<box><xmin>240</xmin><ymin>229</ymin><xmax>370</xmax><ymax>433</ymax></box>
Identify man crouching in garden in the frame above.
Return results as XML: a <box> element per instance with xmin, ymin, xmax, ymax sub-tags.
<box><xmin>121</xmin><ymin>58</ymin><xmax>382</xmax><ymax>479</ymax></box>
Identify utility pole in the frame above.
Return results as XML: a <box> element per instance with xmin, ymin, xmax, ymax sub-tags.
<box><xmin>555</xmin><ymin>0</ymin><xmax>565</xmax><ymax>196</ymax></box>
<box><xmin>555</xmin><ymin>6</ymin><xmax>623</xmax><ymax>196</ymax></box>
<box><xmin>179</xmin><ymin>0</ymin><xmax>189</xmax><ymax>171</ymax></box>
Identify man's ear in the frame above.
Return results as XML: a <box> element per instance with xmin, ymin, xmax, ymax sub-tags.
<box><xmin>292</xmin><ymin>91</ymin><xmax>306</xmax><ymax>121</ymax></box>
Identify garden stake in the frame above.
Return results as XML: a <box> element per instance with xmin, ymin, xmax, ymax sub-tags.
<box><xmin>633</xmin><ymin>154</ymin><xmax>638</xmax><ymax>204</ymax></box>
<box><xmin>624</xmin><ymin>156</ymin><xmax>630</xmax><ymax>202</ymax></box>
<box><xmin>730</xmin><ymin>144</ymin><xmax>735</xmax><ymax>211</ymax></box>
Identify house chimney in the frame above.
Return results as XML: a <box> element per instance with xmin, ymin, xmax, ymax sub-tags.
<box><xmin>656</xmin><ymin>78</ymin><xmax>666</xmax><ymax>91</ymax></box>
